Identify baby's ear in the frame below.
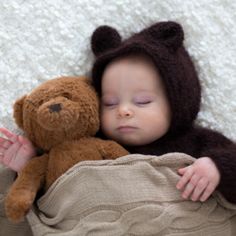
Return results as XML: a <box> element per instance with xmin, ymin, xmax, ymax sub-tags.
<box><xmin>146</xmin><ymin>21</ymin><xmax>184</xmax><ymax>51</ymax></box>
<box><xmin>13</xmin><ymin>95</ymin><xmax>26</xmax><ymax>129</ymax></box>
<box><xmin>91</xmin><ymin>25</ymin><xmax>122</xmax><ymax>57</ymax></box>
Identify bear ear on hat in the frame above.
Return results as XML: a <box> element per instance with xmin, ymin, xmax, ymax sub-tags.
<box><xmin>91</xmin><ymin>25</ymin><xmax>122</xmax><ymax>57</ymax></box>
<box><xmin>147</xmin><ymin>21</ymin><xmax>184</xmax><ymax>51</ymax></box>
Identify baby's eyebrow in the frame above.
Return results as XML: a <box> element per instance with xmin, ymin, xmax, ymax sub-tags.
<box><xmin>135</xmin><ymin>90</ymin><xmax>157</xmax><ymax>96</ymax></box>
<box><xmin>101</xmin><ymin>91</ymin><xmax>117</xmax><ymax>97</ymax></box>
<box><xmin>101</xmin><ymin>94</ymin><xmax>117</xmax><ymax>100</ymax></box>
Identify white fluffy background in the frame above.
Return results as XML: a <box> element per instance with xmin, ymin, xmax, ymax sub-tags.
<box><xmin>0</xmin><ymin>0</ymin><xmax>235</xmax><ymax>141</ymax></box>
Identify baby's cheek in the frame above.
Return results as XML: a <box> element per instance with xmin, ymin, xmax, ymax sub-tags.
<box><xmin>101</xmin><ymin>112</ymin><xmax>114</xmax><ymax>132</ymax></box>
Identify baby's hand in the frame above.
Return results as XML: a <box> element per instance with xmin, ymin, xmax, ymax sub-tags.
<box><xmin>0</xmin><ymin>128</ymin><xmax>36</xmax><ymax>172</ymax></box>
<box><xmin>176</xmin><ymin>157</ymin><xmax>220</xmax><ymax>202</ymax></box>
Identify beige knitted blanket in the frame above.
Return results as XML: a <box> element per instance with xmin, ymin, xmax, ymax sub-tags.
<box><xmin>1</xmin><ymin>153</ymin><xmax>236</xmax><ymax>236</ymax></box>
<box><xmin>27</xmin><ymin>153</ymin><xmax>236</xmax><ymax>235</ymax></box>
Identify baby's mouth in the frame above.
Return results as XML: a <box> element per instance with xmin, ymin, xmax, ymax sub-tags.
<box><xmin>117</xmin><ymin>126</ymin><xmax>137</xmax><ymax>133</ymax></box>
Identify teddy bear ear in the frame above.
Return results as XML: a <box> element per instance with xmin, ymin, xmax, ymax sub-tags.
<box><xmin>13</xmin><ymin>95</ymin><xmax>26</xmax><ymax>129</ymax></box>
<box><xmin>146</xmin><ymin>21</ymin><xmax>184</xmax><ymax>51</ymax></box>
<box><xmin>91</xmin><ymin>25</ymin><xmax>122</xmax><ymax>57</ymax></box>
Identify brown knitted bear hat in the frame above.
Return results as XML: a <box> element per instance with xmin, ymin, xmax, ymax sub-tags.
<box><xmin>91</xmin><ymin>21</ymin><xmax>201</xmax><ymax>134</ymax></box>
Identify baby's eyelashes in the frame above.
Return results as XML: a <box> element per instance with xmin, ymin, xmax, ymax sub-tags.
<box><xmin>103</xmin><ymin>102</ymin><xmax>118</xmax><ymax>107</ymax></box>
<box><xmin>101</xmin><ymin>97</ymin><xmax>119</xmax><ymax>107</ymax></box>
<box><xmin>135</xmin><ymin>100</ymin><xmax>152</xmax><ymax>105</ymax></box>
<box><xmin>101</xmin><ymin>95</ymin><xmax>154</xmax><ymax>108</ymax></box>
<box><xmin>133</xmin><ymin>97</ymin><xmax>153</xmax><ymax>106</ymax></box>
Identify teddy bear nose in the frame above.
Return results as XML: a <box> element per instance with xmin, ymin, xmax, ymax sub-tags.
<box><xmin>48</xmin><ymin>103</ymin><xmax>62</xmax><ymax>112</ymax></box>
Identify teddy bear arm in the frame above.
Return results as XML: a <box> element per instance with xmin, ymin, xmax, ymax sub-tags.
<box><xmin>94</xmin><ymin>139</ymin><xmax>129</xmax><ymax>160</ymax></box>
<box><xmin>5</xmin><ymin>154</ymin><xmax>49</xmax><ymax>222</ymax></box>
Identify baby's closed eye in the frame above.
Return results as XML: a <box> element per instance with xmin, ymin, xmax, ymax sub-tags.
<box><xmin>102</xmin><ymin>97</ymin><xmax>119</xmax><ymax>107</ymax></box>
<box><xmin>133</xmin><ymin>96</ymin><xmax>153</xmax><ymax>106</ymax></box>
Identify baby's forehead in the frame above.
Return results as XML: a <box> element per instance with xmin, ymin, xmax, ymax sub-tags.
<box><xmin>108</xmin><ymin>53</ymin><xmax>156</xmax><ymax>68</ymax></box>
<box><xmin>103</xmin><ymin>89</ymin><xmax>153</xmax><ymax>94</ymax></box>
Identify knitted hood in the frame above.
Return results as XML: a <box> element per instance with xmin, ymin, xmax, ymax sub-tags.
<box><xmin>91</xmin><ymin>21</ymin><xmax>201</xmax><ymax>134</ymax></box>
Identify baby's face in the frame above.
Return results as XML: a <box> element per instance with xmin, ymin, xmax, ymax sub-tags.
<box><xmin>100</xmin><ymin>56</ymin><xmax>171</xmax><ymax>146</ymax></box>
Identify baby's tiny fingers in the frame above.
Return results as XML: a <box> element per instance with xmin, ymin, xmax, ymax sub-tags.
<box><xmin>200</xmin><ymin>183</ymin><xmax>215</xmax><ymax>202</ymax></box>
<box><xmin>182</xmin><ymin>182</ymin><xmax>195</xmax><ymax>199</ymax></box>
<box><xmin>0</xmin><ymin>137</ymin><xmax>13</xmax><ymax>145</ymax></box>
<box><xmin>0</xmin><ymin>139</ymin><xmax>12</xmax><ymax>149</ymax></box>
<box><xmin>178</xmin><ymin>167</ymin><xmax>187</xmax><ymax>175</ymax></box>
<box><xmin>18</xmin><ymin>135</ymin><xmax>32</xmax><ymax>146</ymax></box>
<box><xmin>0</xmin><ymin>128</ymin><xmax>17</xmax><ymax>143</ymax></box>
<box><xmin>3</xmin><ymin>142</ymin><xmax>21</xmax><ymax>166</ymax></box>
<box><xmin>176</xmin><ymin>167</ymin><xmax>193</xmax><ymax>190</ymax></box>
<box><xmin>182</xmin><ymin>174</ymin><xmax>200</xmax><ymax>199</ymax></box>
<box><xmin>0</xmin><ymin>137</ymin><xmax>7</xmax><ymax>142</ymax></box>
<box><xmin>191</xmin><ymin>178</ymin><xmax>208</xmax><ymax>201</ymax></box>
<box><xmin>0</xmin><ymin>128</ymin><xmax>14</xmax><ymax>137</ymax></box>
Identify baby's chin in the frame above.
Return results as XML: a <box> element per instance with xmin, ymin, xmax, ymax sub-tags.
<box><xmin>103</xmin><ymin>129</ymin><xmax>162</xmax><ymax>146</ymax></box>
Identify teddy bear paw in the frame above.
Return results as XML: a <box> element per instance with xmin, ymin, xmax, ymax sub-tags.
<box><xmin>5</xmin><ymin>190</ymin><xmax>36</xmax><ymax>223</ymax></box>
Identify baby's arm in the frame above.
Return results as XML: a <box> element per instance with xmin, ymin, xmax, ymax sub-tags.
<box><xmin>0</xmin><ymin>128</ymin><xmax>36</xmax><ymax>172</ymax></box>
<box><xmin>176</xmin><ymin>157</ymin><xmax>220</xmax><ymax>202</ymax></box>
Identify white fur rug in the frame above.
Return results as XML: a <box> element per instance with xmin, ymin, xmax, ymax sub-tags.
<box><xmin>0</xmin><ymin>0</ymin><xmax>235</xmax><ymax>142</ymax></box>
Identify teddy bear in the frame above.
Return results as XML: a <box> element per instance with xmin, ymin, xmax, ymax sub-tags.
<box><xmin>5</xmin><ymin>76</ymin><xmax>129</xmax><ymax>223</ymax></box>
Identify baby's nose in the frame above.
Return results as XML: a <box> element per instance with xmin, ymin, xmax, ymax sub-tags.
<box><xmin>118</xmin><ymin>105</ymin><xmax>133</xmax><ymax>118</ymax></box>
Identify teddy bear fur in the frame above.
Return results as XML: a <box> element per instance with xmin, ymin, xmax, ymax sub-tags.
<box><xmin>5</xmin><ymin>76</ymin><xmax>129</xmax><ymax>223</ymax></box>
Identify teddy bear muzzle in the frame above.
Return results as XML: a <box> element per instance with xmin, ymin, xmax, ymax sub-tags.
<box><xmin>37</xmin><ymin>97</ymin><xmax>80</xmax><ymax>131</ymax></box>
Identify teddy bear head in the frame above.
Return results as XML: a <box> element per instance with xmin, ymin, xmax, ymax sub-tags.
<box><xmin>13</xmin><ymin>76</ymin><xmax>99</xmax><ymax>151</ymax></box>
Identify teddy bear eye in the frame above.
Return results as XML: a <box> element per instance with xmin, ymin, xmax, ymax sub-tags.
<box><xmin>62</xmin><ymin>92</ymin><xmax>72</xmax><ymax>99</ymax></box>
<box><xmin>38</xmin><ymin>100</ymin><xmax>44</xmax><ymax>106</ymax></box>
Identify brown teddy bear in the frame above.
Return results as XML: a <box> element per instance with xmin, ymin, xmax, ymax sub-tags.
<box><xmin>5</xmin><ymin>76</ymin><xmax>129</xmax><ymax>223</ymax></box>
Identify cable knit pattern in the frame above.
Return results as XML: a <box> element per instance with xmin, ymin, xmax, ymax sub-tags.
<box><xmin>26</xmin><ymin>153</ymin><xmax>236</xmax><ymax>236</ymax></box>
